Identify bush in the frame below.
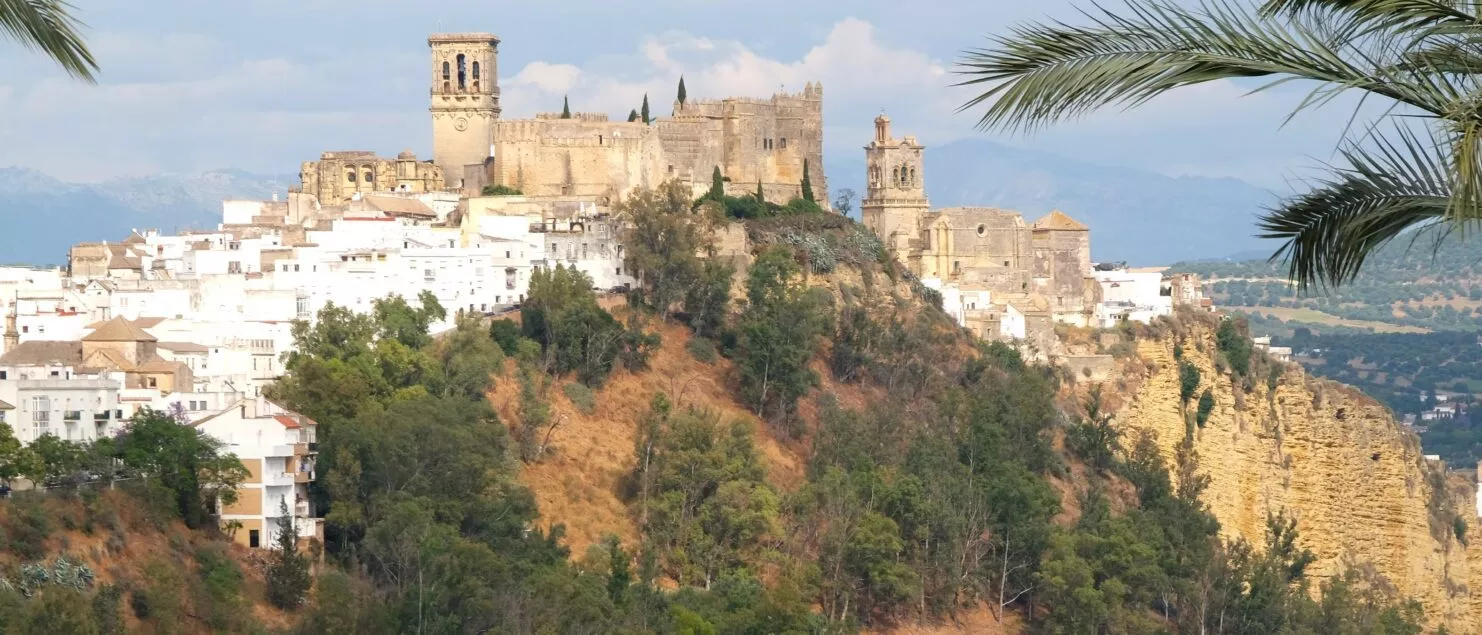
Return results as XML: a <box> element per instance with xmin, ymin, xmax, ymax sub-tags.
<box><xmin>686</xmin><ymin>337</ymin><xmax>718</xmax><ymax>364</ymax></box>
<box><xmin>563</xmin><ymin>382</ymin><xmax>597</xmax><ymax>415</ymax></box>
<box><xmin>481</xmin><ymin>184</ymin><xmax>523</xmax><ymax>196</ymax></box>
<box><xmin>7</xmin><ymin>496</ymin><xmax>51</xmax><ymax>560</ymax></box>
<box><xmin>489</xmin><ymin>319</ymin><xmax>522</xmax><ymax>356</ymax></box>
<box><xmin>1196</xmin><ymin>389</ymin><xmax>1216</xmax><ymax>428</ymax></box>
<box><xmin>1178</xmin><ymin>361</ymin><xmax>1201</xmax><ymax>406</ymax></box>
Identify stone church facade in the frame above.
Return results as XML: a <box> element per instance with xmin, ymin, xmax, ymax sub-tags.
<box><xmin>861</xmin><ymin>115</ymin><xmax>1095</xmax><ymax>351</ymax></box>
<box><xmin>296</xmin><ymin>32</ymin><xmax>827</xmax><ymax>208</ymax></box>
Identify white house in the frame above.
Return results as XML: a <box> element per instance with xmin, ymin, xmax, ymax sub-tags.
<box><xmin>194</xmin><ymin>398</ymin><xmax>321</xmax><ymax>550</ymax></box>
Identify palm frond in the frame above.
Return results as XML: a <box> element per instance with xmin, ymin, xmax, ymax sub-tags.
<box><xmin>1259</xmin><ymin>126</ymin><xmax>1454</xmax><ymax>288</ymax></box>
<box><xmin>956</xmin><ymin>0</ymin><xmax>1454</xmax><ymax>134</ymax></box>
<box><xmin>0</xmin><ymin>0</ymin><xmax>96</xmax><ymax>82</ymax></box>
<box><xmin>1260</xmin><ymin>0</ymin><xmax>1478</xmax><ymax>35</ymax></box>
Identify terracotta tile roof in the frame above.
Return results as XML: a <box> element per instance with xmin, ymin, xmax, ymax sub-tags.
<box><xmin>86</xmin><ymin>348</ymin><xmax>133</xmax><ymax>371</ymax></box>
<box><xmin>360</xmin><ymin>195</ymin><xmax>435</xmax><ymax>218</ymax></box>
<box><xmin>134</xmin><ymin>357</ymin><xmax>184</xmax><ymax>373</ymax></box>
<box><xmin>274</xmin><ymin>415</ymin><xmax>302</xmax><ymax>429</ymax></box>
<box><xmin>156</xmin><ymin>341</ymin><xmax>208</xmax><ymax>353</ymax></box>
<box><xmin>1032</xmin><ymin>209</ymin><xmax>1088</xmax><ymax>232</ymax></box>
<box><xmin>82</xmin><ymin>316</ymin><xmax>157</xmax><ymax>342</ymax></box>
<box><xmin>0</xmin><ymin>341</ymin><xmax>83</xmax><ymax>366</ymax></box>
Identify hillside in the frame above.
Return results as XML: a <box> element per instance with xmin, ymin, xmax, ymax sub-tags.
<box><xmin>827</xmin><ymin>137</ymin><xmax>1279</xmax><ymax>264</ymax></box>
<box><xmin>0</xmin><ymin>168</ymin><xmax>286</xmax><ymax>265</ymax></box>
<box><xmin>1096</xmin><ymin>312</ymin><xmax>1481</xmax><ymax>632</ymax></box>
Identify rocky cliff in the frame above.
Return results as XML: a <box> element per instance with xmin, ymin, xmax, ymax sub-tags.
<box><xmin>1108</xmin><ymin>314</ymin><xmax>1481</xmax><ymax>632</ymax></box>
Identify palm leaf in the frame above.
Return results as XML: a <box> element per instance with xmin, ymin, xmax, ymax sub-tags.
<box><xmin>0</xmin><ymin>0</ymin><xmax>96</xmax><ymax>82</ymax></box>
<box><xmin>955</xmin><ymin>0</ymin><xmax>1460</xmax><ymax>135</ymax></box>
<box><xmin>1259</xmin><ymin>125</ymin><xmax>1454</xmax><ymax>288</ymax></box>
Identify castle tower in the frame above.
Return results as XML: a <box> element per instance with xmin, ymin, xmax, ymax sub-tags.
<box><xmin>861</xmin><ymin>114</ymin><xmax>928</xmax><ymax>268</ymax></box>
<box><xmin>429</xmin><ymin>33</ymin><xmax>502</xmax><ymax>185</ymax></box>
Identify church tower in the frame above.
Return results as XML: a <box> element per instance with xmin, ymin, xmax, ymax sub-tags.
<box><xmin>429</xmin><ymin>33</ymin><xmax>501</xmax><ymax>186</ymax></box>
<box><xmin>861</xmin><ymin>114</ymin><xmax>929</xmax><ymax>268</ymax></box>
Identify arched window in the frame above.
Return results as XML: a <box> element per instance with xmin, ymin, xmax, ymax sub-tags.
<box><xmin>364</xmin><ymin>170</ymin><xmax>374</xmax><ymax>184</ymax></box>
<box><xmin>909</xmin><ymin>166</ymin><xmax>917</xmax><ymax>186</ymax></box>
<box><xmin>442</xmin><ymin>61</ymin><xmax>450</xmax><ymax>80</ymax></box>
<box><xmin>346</xmin><ymin>170</ymin><xmax>356</xmax><ymax>183</ymax></box>
<box><xmin>472</xmin><ymin>61</ymin><xmax>480</xmax><ymax>80</ymax></box>
<box><xmin>456</xmin><ymin>54</ymin><xmax>467</xmax><ymax>91</ymax></box>
<box><xmin>892</xmin><ymin>167</ymin><xmax>900</xmax><ymax>184</ymax></box>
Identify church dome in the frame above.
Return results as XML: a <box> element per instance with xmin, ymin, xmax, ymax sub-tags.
<box><xmin>397</xmin><ymin>149</ymin><xmax>416</xmax><ymax>160</ymax></box>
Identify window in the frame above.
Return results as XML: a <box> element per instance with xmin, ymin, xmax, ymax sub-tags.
<box><xmin>582</xmin><ymin>243</ymin><xmax>588</xmax><ymax>259</ymax></box>
<box><xmin>0</xmin><ymin>371</ymin><xmax>6</xmax><ymax>380</ymax></box>
<box><xmin>347</xmin><ymin>170</ymin><xmax>356</xmax><ymax>183</ymax></box>
<box><xmin>505</xmin><ymin>268</ymin><xmax>517</xmax><ymax>290</ymax></box>
<box><xmin>249</xmin><ymin>530</ymin><xmax>260</xmax><ymax>549</ymax></box>
<box><xmin>442</xmin><ymin>61</ymin><xmax>450</xmax><ymax>80</ymax></box>
<box><xmin>20</xmin><ymin>326</ymin><xmax>26</xmax><ymax>334</ymax></box>
<box><xmin>364</xmin><ymin>171</ymin><xmax>374</xmax><ymax>183</ymax></box>
<box><xmin>977</xmin><ymin>224</ymin><xmax>986</xmax><ymax>236</ymax></box>
<box><xmin>456</xmin><ymin>54</ymin><xmax>467</xmax><ymax>90</ymax></box>
<box><xmin>780</xmin><ymin>137</ymin><xmax>787</xmax><ymax>149</ymax></box>
<box><xmin>472</xmin><ymin>61</ymin><xmax>480</xmax><ymax>80</ymax></box>
<box><xmin>147</xmin><ymin>377</ymin><xmax>157</xmax><ymax>388</ymax></box>
<box><xmin>228</xmin><ymin>261</ymin><xmax>242</xmax><ymax>274</ymax></box>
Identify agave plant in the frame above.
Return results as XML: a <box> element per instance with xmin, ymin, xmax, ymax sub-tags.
<box><xmin>958</xmin><ymin>0</ymin><xmax>1482</xmax><ymax>289</ymax></box>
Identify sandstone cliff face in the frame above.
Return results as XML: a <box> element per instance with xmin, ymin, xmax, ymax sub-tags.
<box><xmin>1112</xmin><ymin>320</ymin><xmax>1481</xmax><ymax>632</ymax></box>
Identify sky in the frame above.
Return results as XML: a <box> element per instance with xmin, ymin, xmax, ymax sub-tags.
<box><xmin>0</xmin><ymin>0</ymin><xmax>1380</xmax><ymax>189</ymax></box>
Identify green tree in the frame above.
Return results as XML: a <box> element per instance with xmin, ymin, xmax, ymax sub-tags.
<box><xmin>114</xmin><ymin>409</ymin><xmax>247</xmax><ymax>529</ymax></box>
<box><xmin>1</xmin><ymin>0</ymin><xmax>97</xmax><ymax>82</ymax></box>
<box><xmin>1217</xmin><ymin>317</ymin><xmax>1254</xmax><ymax>376</ymax></box>
<box><xmin>561</xmin><ymin>94</ymin><xmax>571</xmax><ymax>118</ymax></box>
<box><xmin>1197</xmin><ymin>389</ymin><xmax>1216</xmax><ymax>428</ymax></box>
<box><xmin>800</xmin><ymin>158</ymin><xmax>815</xmax><ymax>202</ymax></box>
<box><xmin>677</xmin><ymin>75</ymin><xmax>687</xmax><ymax>105</ymax></box>
<box><xmin>371</xmin><ymin>291</ymin><xmax>445</xmax><ymax>350</ymax></box>
<box><xmin>29</xmin><ymin>433</ymin><xmax>85</xmax><ymax>487</ymax></box>
<box><xmin>957</xmin><ymin>0</ymin><xmax>1482</xmax><ymax>288</ymax></box>
<box><xmin>833</xmin><ymin>188</ymin><xmax>855</xmax><ymax>216</ymax></box>
<box><xmin>628</xmin><ymin>108</ymin><xmax>640</xmax><ymax>123</ymax></box>
<box><xmin>1179</xmin><ymin>360</ymin><xmax>1202</xmax><ymax>405</ymax></box>
<box><xmin>266</xmin><ymin>500</ymin><xmax>313</xmax><ymax>610</ymax></box>
<box><xmin>641</xmin><ymin>93</ymin><xmax>651</xmax><ymax>124</ymax></box>
<box><xmin>618</xmin><ymin>180</ymin><xmax>712</xmax><ymax>319</ymax></box>
<box><xmin>708</xmin><ymin>166</ymin><xmax>724</xmax><ymax>200</ymax></box>
<box><xmin>755</xmin><ymin>180</ymin><xmax>764</xmax><ymax>201</ymax></box>
<box><xmin>735</xmin><ymin>246</ymin><xmax>834</xmax><ymax>426</ymax></box>
<box><xmin>522</xmin><ymin>264</ymin><xmax>628</xmax><ymax>385</ymax></box>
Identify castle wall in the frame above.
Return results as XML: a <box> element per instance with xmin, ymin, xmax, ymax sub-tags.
<box><xmin>299</xmin><ymin>152</ymin><xmax>445</xmax><ymax>205</ymax></box>
<box><xmin>490</xmin><ymin>117</ymin><xmax>664</xmax><ymax>202</ymax></box>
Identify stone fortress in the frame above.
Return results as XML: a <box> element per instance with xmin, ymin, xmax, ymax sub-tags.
<box><xmin>301</xmin><ymin>33</ymin><xmax>826</xmax><ymax>208</ymax></box>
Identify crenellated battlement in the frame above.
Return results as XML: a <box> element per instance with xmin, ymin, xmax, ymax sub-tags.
<box><xmin>535</xmin><ymin>112</ymin><xmax>610</xmax><ymax>122</ymax></box>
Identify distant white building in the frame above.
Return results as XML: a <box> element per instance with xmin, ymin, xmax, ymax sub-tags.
<box><xmin>1092</xmin><ymin>267</ymin><xmax>1173</xmax><ymax>327</ymax></box>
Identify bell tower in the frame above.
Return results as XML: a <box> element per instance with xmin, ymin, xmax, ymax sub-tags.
<box><xmin>429</xmin><ymin>33</ymin><xmax>501</xmax><ymax>185</ymax></box>
<box><xmin>861</xmin><ymin>114</ymin><xmax>929</xmax><ymax>268</ymax></box>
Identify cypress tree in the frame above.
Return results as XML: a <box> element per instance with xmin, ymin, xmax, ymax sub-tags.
<box><xmin>561</xmin><ymin>95</ymin><xmax>571</xmax><ymax>119</ymax></box>
<box><xmin>755</xmin><ymin>180</ymin><xmax>764</xmax><ymax>200</ymax></box>
<box><xmin>710</xmin><ymin>167</ymin><xmax>725</xmax><ymax>200</ymax></box>
<box><xmin>800</xmin><ymin>159</ymin><xmax>815</xmax><ymax>202</ymax></box>
<box><xmin>677</xmin><ymin>76</ymin><xmax>688</xmax><ymax>105</ymax></box>
<box><xmin>641</xmin><ymin>94</ymin><xmax>651</xmax><ymax>125</ymax></box>
<box><xmin>627</xmin><ymin>109</ymin><xmax>640</xmax><ymax>123</ymax></box>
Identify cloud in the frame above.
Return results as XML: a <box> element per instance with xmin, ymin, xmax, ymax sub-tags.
<box><xmin>502</xmin><ymin>18</ymin><xmax>962</xmax><ymax>154</ymax></box>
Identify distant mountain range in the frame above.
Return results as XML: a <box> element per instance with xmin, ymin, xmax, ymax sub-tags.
<box><xmin>0</xmin><ymin>168</ymin><xmax>288</xmax><ymax>266</ymax></box>
<box><xmin>0</xmin><ymin>140</ymin><xmax>1280</xmax><ymax>266</ymax></box>
<box><xmin>826</xmin><ymin>138</ymin><xmax>1285</xmax><ymax>265</ymax></box>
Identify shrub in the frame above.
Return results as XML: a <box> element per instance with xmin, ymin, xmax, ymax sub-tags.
<box><xmin>563</xmin><ymin>382</ymin><xmax>597</xmax><ymax>415</ymax></box>
<box><xmin>489</xmin><ymin>319</ymin><xmax>522</xmax><ymax>356</ymax></box>
<box><xmin>480</xmin><ymin>184</ymin><xmax>523</xmax><ymax>196</ymax></box>
<box><xmin>1196</xmin><ymin>389</ymin><xmax>1216</xmax><ymax>428</ymax></box>
<box><xmin>1216</xmin><ymin>317</ymin><xmax>1253</xmax><ymax>376</ymax></box>
<box><xmin>1178</xmin><ymin>361</ymin><xmax>1201</xmax><ymax>406</ymax></box>
<box><xmin>686</xmin><ymin>337</ymin><xmax>718</xmax><ymax>364</ymax></box>
<box><xmin>7</xmin><ymin>496</ymin><xmax>50</xmax><ymax>561</ymax></box>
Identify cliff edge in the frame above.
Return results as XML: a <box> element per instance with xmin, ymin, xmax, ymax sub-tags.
<box><xmin>1106</xmin><ymin>312</ymin><xmax>1481</xmax><ymax>632</ymax></box>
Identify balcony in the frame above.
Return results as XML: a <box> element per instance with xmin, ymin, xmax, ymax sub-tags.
<box><xmin>93</xmin><ymin>412</ymin><xmax>109</xmax><ymax>422</ymax></box>
<box><xmin>62</xmin><ymin>411</ymin><xmax>81</xmax><ymax>422</ymax></box>
<box><xmin>293</xmin><ymin>442</ymin><xmax>312</xmax><ymax>456</ymax></box>
<box><xmin>294</xmin><ymin>470</ymin><xmax>312</xmax><ymax>484</ymax></box>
